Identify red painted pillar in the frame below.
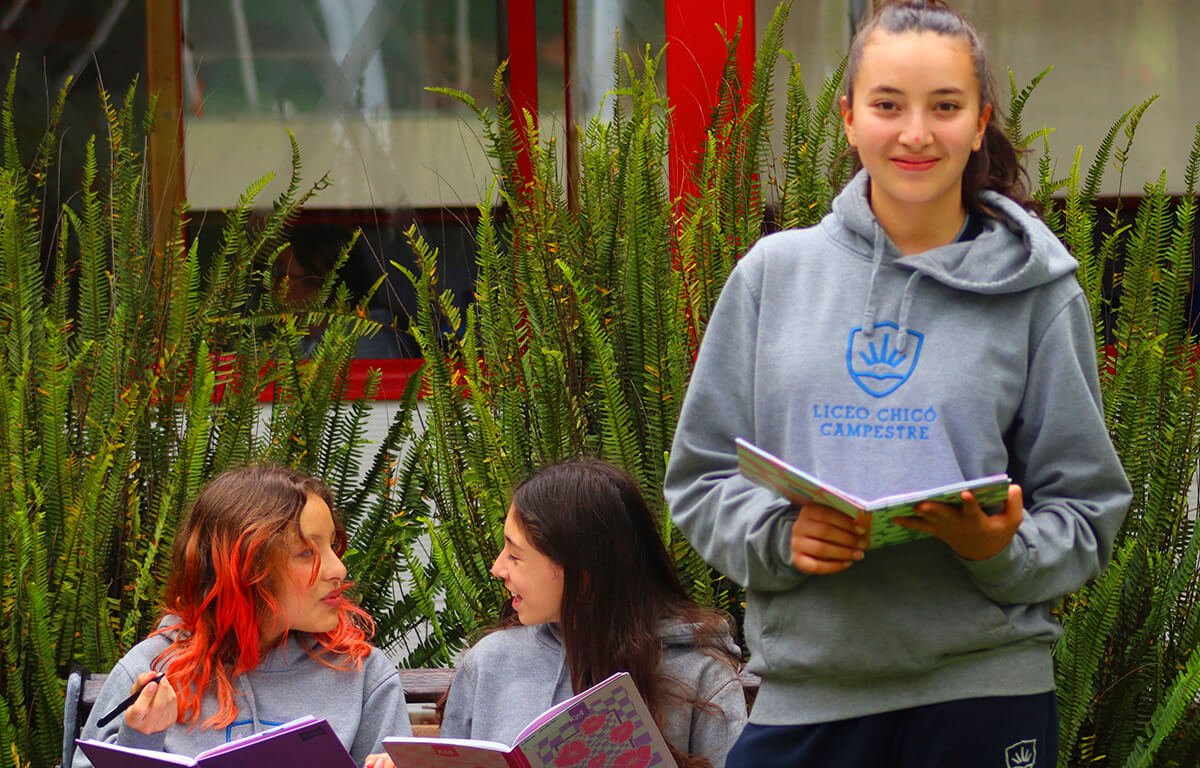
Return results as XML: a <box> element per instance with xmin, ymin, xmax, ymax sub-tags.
<box><xmin>665</xmin><ymin>0</ymin><xmax>756</xmax><ymax>203</ymax></box>
<box><xmin>506</xmin><ymin>0</ymin><xmax>539</xmax><ymax>190</ymax></box>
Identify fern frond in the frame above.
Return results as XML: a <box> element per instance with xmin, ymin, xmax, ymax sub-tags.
<box><xmin>1006</xmin><ymin>66</ymin><xmax>1052</xmax><ymax>147</ymax></box>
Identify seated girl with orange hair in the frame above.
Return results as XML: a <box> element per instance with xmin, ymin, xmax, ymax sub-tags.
<box><xmin>73</xmin><ymin>465</ymin><xmax>410</xmax><ymax>768</ymax></box>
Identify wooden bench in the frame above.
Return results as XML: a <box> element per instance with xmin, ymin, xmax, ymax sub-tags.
<box><xmin>63</xmin><ymin>667</ymin><xmax>759</xmax><ymax>764</ymax></box>
<box><xmin>396</xmin><ymin>667</ymin><xmax>456</xmax><ymax>737</ymax></box>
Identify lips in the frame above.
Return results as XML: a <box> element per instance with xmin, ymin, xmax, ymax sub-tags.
<box><xmin>321</xmin><ymin>589</ymin><xmax>343</xmax><ymax>607</ymax></box>
<box><xmin>892</xmin><ymin>156</ymin><xmax>939</xmax><ymax>171</ymax></box>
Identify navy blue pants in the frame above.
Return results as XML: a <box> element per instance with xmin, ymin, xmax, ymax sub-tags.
<box><xmin>725</xmin><ymin>692</ymin><xmax>1058</xmax><ymax>768</ymax></box>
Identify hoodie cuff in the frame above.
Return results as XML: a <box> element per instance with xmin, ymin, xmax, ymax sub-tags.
<box><xmin>116</xmin><ymin>724</ymin><xmax>168</xmax><ymax>752</ymax></box>
<box><xmin>961</xmin><ymin>532</ymin><xmax>1031</xmax><ymax>588</ymax></box>
<box><xmin>772</xmin><ymin>509</ymin><xmax>800</xmax><ymax>572</ymax></box>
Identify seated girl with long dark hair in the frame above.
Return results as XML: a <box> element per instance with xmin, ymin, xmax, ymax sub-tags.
<box><xmin>441</xmin><ymin>458</ymin><xmax>747</xmax><ymax>768</ymax></box>
<box><xmin>74</xmin><ymin>464</ymin><xmax>411</xmax><ymax>768</ymax></box>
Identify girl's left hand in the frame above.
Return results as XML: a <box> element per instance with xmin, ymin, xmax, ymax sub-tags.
<box><xmin>364</xmin><ymin>753</ymin><xmax>395</xmax><ymax>768</ymax></box>
<box><xmin>895</xmin><ymin>484</ymin><xmax>1024</xmax><ymax>561</ymax></box>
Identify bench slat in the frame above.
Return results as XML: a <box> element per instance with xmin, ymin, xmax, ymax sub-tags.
<box><xmin>397</xmin><ymin>667</ymin><xmax>456</xmax><ymax>704</ymax></box>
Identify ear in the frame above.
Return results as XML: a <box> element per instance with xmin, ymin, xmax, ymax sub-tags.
<box><xmin>973</xmin><ymin>103</ymin><xmax>993</xmax><ymax>151</ymax></box>
<box><xmin>841</xmin><ymin>94</ymin><xmax>857</xmax><ymax>147</ymax></box>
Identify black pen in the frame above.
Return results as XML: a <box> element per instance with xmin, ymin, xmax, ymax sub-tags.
<box><xmin>96</xmin><ymin>672</ymin><xmax>165</xmax><ymax>728</ymax></box>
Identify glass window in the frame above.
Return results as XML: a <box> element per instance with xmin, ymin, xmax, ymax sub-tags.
<box><xmin>571</xmin><ymin>0</ymin><xmax>665</xmax><ymax>124</ymax></box>
<box><xmin>758</xmin><ymin>0</ymin><xmax>1199</xmax><ymax>196</ymax></box>
<box><xmin>0</xmin><ymin>2</ymin><xmax>147</xmax><ymax>211</ymax></box>
<box><xmin>968</xmin><ymin>0</ymin><xmax>1196</xmax><ymax>196</ymax></box>
<box><xmin>182</xmin><ymin>0</ymin><xmax>502</xmax><ymax>209</ymax></box>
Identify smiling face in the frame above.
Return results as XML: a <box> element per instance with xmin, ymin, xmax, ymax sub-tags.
<box><xmin>263</xmin><ymin>493</ymin><xmax>348</xmax><ymax>646</ymax></box>
<box><xmin>841</xmin><ymin>29</ymin><xmax>991</xmax><ymax>232</ymax></box>
<box><xmin>491</xmin><ymin>505</ymin><xmax>564</xmax><ymax>626</ymax></box>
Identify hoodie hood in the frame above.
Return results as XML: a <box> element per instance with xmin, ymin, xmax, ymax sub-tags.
<box><xmin>532</xmin><ymin>617</ymin><xmax>739</xmax><ymax>655</ymax></box>
<box><xmin>830</xmin><ymin>169</ymin><xmax>1078</xmax><ymax>294</ymax></box>
<box><xmin>153</xmin><ymin>614</ymin><xmax>325</xmax><ymax>671</ymax></box>
<box><xmin>658</xmin><ymin>618</ymin><xmax>741</xmax><ymax>657</ymax></box>
<box><xmin>826</xmin><ymin>169</ymin><xmax>1078</xmax><ymax>352</ymax></box>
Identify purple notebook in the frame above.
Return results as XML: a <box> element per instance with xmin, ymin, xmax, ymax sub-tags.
<box><xmin>76</xmin><ymin>716</ymin><xmax>357</xmax><ymax>768</ymax></box>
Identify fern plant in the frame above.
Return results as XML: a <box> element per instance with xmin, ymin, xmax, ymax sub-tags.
<box><xmin>390</xmin><ymin>5</ymin><xmax>1200</xmax><ymax>765</ymax></box>
<box><xmin>1039</xmin><ymin>102</ymin><xmax>1200</xmax><ymax>766</ymax></box>
<box><xmin>7</xmin><ymin>1</ymin><xmax>1196</xmax><ymax>765</ymax></box>
<box><xmin>0</xmin><ymin>61</ymin><xmax>424</xmax><ymax>768</ymax></box>
<box><xmin>383</xmin><ymin>4</ymin><xmax>801</xmax><ymax>662</ymax></box>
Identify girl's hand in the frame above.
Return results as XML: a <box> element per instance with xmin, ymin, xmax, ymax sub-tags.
<box><xmin>896</xmin><ymin>484</ymin><xmax>1024</xmax><ymax>560</ymax></box>
<box><xmin>790</xmin><ymin>503</ymin><xmax>869</xmax><ymax>574</ymax></box>
<box><xmin>364</xmin><ymin>753</ymin><xmax>395</xmax><ymax>768</ymax></box>
<box><xmin>124</xmin><ymin>670</ymin><xmax>178</xmax><ymax>734</ymax></box>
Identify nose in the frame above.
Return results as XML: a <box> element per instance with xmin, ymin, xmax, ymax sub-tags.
<box><xmin>324</xmin><ymin>547</ymin><xmax>348</xmax><ymax>583</ymax></box>
<box><xmin>899</xmin><ymin>110</ymin><xmax>932</xmax><ymax>147</ymax></box>
<box><xmin>490</xmin><ymin>553</ymin><xmax>505</xmax><ymax>579</ymax></box>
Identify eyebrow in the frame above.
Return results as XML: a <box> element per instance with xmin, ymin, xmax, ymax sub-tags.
<box><xmin>867</xmin><ymin>85</ymin><xmax>968</xmax><ymax>96</ymax></box>
<box><xmin>298</xmin><ymin>526</ymin><xmax>333</xmax><ymax>544</ymax></box>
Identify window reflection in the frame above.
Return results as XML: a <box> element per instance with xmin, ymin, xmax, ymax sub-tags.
<box><xmin>758</xmin><ymin>0</ymin><xmax>1198</xmax><ymax>196</ymax></box>
<box><xmin>183</xmin><ymin>0</ymin><xmax>500</xmax><ymax>117</ymax></box>
<box><xmin>182</xmin><ymin>0</ymin><xmax>501</xmax><ymax>210</ymax></box>
<box><xmin>571</xmin><ymin>0</ymin><xmax>664</xmax><ymax>122</ymax></box>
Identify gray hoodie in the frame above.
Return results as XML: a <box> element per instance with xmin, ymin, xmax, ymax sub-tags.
<box><xmin>664</xmin><ymin>170</ymin><xmax>1131</xmax><ymax>726</ymax></box>
<box><xmin>440</xmin><ymin>621</ymin><xmax>747</xmax><ymax>766</ymax></box>
<box><xmin>73</xmin><ymin>622</ymin><xmax>410</xmax><ymax>766</ymax></box>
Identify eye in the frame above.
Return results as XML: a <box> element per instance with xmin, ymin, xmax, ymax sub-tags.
<box><xmin>934</xmin><ymin>101</ymin><xmax>962</xmax><ymax>113</ymax></box>
<box><xmin>872</xmin><ymin>100</ymin><xmax>898</xmax><ymax>112</ymax></box>
<box><xmin>293</xmin><ymin>545</ymin><xmax>316</xmax><ymax>559</ymax></box>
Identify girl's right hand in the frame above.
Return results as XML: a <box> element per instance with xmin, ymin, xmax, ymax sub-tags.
<box><xmin>365</xmin><ymin>753</ymin><xmax>396</xmax><ymax>768</ymax></box>
<box><xmin>790</xmin><ymin>503</ymin><xmax>869</xmax><ymax>574</ymax></box>
<box><xmin>124</xmin><ymin>670</ymin><xmax>178</xmax><ymax>734</ymax></box>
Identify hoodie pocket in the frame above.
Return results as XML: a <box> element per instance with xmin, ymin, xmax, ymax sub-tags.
<box><xmin>748</xmin><ymin>546</ymin><xmax>1039</xmax><ymax>680</ymax></box>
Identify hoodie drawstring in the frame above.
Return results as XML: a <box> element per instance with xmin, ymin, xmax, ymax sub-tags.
<box><xmin>861</xmin><ymin>221</ymin><xmax>923</xmax><ymax>353</ymax></box>
<box><xmin>860</xmin><ymin>222</ymin><xmax>886</xmax><ymax>338</ymax></box>
<box><xmin>896</xmin><ymin>272</ymin><xmax>923</xmax><ymax>353</ymax></box>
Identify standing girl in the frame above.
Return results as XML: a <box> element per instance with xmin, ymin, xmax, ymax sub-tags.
<box><xmin>74</xmin><ymin>465</ymin><xmax>410</xmax><ymax>768</ymax></box>
<box><xmin>664</xmin><ymin>2</ymin><xmax>1130</xmax><ymax>767</ymax></box>
<box><xmin>441</xmin><ymin>458</ymin><xmax>748</xmax><ymax>767</ymax></box>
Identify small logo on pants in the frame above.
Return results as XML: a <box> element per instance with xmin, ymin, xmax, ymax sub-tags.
<box><xmin>1004</xmin><ymin>739</ymin><xmax>1037</xmax><ymax>768</ymax></box>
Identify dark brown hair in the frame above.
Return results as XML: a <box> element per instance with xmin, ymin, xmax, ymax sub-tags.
<box><xmin>508</xmin><ymin>458</ymin><xmax>740</xmax><ymax>768</ymax></box>
<box><xmin>845</xmin><ymin>0</ymin><xmax>1030</xmax><ymax>209</ymax></box>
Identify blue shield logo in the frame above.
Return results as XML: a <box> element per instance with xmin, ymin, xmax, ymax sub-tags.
<box><xmin>846</xmin><ymin>322</ymin><xmax>923</xmax><ymax>398</ymax></box>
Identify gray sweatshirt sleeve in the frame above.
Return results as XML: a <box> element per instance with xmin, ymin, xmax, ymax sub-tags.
<box><xmin>665</xmin><ymin>264</ymin><xmax>809</xmax><ymax>591</ymax></box>
<box><xmin>438</xmin><ymin>653</ymin><xmax>478</xmax><ymax>739</ymax></box>
<box><xmin>348</xmin><ymin>651</ymin><xmax>411</xmax><ymax>763</ymax></box>
<box><xmin>963</xmin><ymin>293</ymin><xmax>1131</xmax><ymax>603</ymax></box>
<box><xmin>72</xmin><ymin>657</ymin><xmax>168</xmax><ymax>768</ymax></box>
<box><xmin>686</xmin><ymin>670</ymin><xmax>747</xmax><ymax>767</ymax></box>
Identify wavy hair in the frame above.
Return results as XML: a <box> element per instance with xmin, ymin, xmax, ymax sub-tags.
<box><xmin>507</xmin><ymin>458</ymin><xmax>740</xmax><ymax>768</ymax></box>
<box><xmin>845</xmin><ymin>0</ymin><xmax>1031</xmax><ymax>209</ymax></box>
<box><xmin>152</xmin><ymin>464</ymin><xmax>374</xmax><ymax>728</ymax></box>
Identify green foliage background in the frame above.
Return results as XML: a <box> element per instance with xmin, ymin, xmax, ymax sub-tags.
<box><xmin>1</xmin><ymin>1</ymin><xmax>1198</xmax><ymax>765</ymax></box>
<box><xmin>0</xmin><ymin>61</ymin><xmax>426</xmax><ymax>767</ymax></box>
<box><xmin>390</xmin><ymin>4</ymin><xmax>1200</xmax><ymax>765</ymax></box>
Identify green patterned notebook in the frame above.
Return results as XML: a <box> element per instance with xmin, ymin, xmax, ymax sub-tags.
<box><xmin>736</xmin><ymin>437</ymin><xmax>1011</xmax><ymax>549</ymax></box>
